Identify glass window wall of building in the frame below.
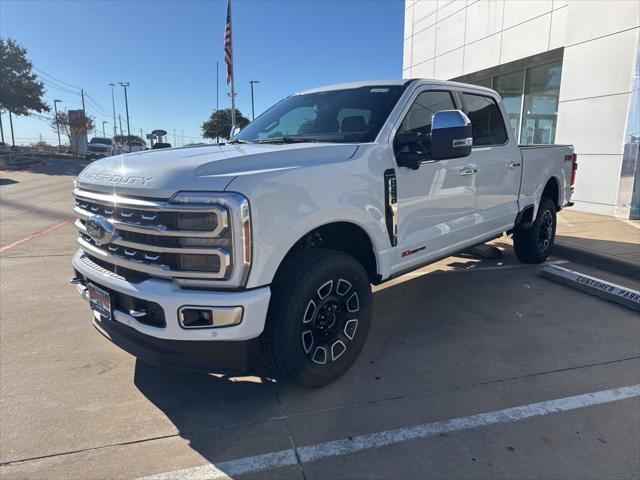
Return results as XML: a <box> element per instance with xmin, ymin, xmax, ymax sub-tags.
<box><xmin>457</xmin><ymin>60</ymin><xmax>563</xmax><ymax>145</ymax></box>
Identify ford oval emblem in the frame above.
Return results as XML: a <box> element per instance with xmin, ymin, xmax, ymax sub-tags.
<box><xmin>86</xmin><ymin>215</ymin><xmax>115</xmax><ymax>246</ymax></box>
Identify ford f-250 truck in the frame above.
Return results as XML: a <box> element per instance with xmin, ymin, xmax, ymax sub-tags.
<box><xmin>71</xmin><ymin>80</ymin><xmax>577</xmax><ymax>387</ymax></box>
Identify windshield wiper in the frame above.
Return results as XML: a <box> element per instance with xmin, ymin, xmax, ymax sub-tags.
<box><xmin>256</xmin><ymin>136</ymin><xmax>321</xmax><ymax>144</ymax></box>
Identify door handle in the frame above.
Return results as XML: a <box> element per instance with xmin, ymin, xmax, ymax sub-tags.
<box><xmin>507</xmin><ymin>162</ymin><xmax>521</xmax><ymax>168</ymax></box>
<box><xmin>458</xmin><ymin>168</ymin><xmax>477</xmax><ymax>176</ymax></box>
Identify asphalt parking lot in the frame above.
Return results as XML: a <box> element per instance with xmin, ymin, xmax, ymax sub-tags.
<box><xmin>1</xmin><ymin>160</ymin><xmax>639</xmax><ymax>479</ymax></box>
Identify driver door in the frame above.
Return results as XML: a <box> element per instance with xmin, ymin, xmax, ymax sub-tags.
<box><xmin>392</xmin><ymin>89</ymin><xmax>477</xmax><ymax>273</ymax></box>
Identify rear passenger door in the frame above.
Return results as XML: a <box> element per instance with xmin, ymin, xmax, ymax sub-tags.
<box><xmin>460</xmin><ymin>91</ymin><xmax>521</xmax><ymax>235</ymax></box>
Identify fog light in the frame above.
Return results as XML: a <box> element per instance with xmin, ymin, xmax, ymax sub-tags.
<box><xmin>180</xmin><ymin>308</ymin><xmax>214</xmax><ymax>328</ymax></box>
<box><xmin>178</xmin><ymin>306</ymin><xmax>243</xmax><ymax>329</ymax></box>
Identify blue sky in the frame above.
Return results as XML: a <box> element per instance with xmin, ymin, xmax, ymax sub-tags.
<box><xmin>0</xmin><ymin>0</ymin><xmax>405</xmax><ymax>145</ymax></box>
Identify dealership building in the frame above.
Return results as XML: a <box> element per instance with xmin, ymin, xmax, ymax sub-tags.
<box><xmin>403</xmin><ymin>0</ymin><xmax>639</xmax><ymax>218</ymax></box>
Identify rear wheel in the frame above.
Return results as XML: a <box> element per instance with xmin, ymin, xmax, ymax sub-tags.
<box><xmin>260</xmin><ymin>248</ymin><xmax>372</xmax><ymax>387</ymax></box>
<box><xmin>513</xmin><ymin>196</ymin><xmax>557</xmax><ymax>263</ymax></box>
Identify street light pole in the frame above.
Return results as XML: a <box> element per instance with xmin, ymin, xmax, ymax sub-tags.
<box><xmin>119</xmin><ymin>82</ymin><xmax>131</xmax><ymax>139</ymax></box>
<box><xmin>249</xmin><ymin>80</ymin><xmax>260</xmax><ymax>121</ymax></box>
<box><xmin>53</xmin><ymin>99</ymin><xmax>62</xmax><ymax>148</ymax></box>
<box><xmin>102</xmin><ymin>121</ymin><xmax>108</xmax><ymax>137</ymax></box>
<box><xmin>109</xmin><ymin>83</ymin><xmax>117</xmax><ymax>137</ymax></box>
<box><xmin>118</xmin><ymin>115</ymin><xmax>123</xmax><ymax>137</ymax></box>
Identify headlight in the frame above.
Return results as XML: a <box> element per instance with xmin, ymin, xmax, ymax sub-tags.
<box><xmin>169</xmin><ymin>192</ymin><xmax>227</xmax><ymax>205</ymax></box>
<box><xmin>168</xmin><ymin>191</ymin><xmax>252</xmax><ymax>289</ymax></box>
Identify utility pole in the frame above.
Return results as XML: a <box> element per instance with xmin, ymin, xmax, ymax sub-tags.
<box><xmin>53</xmin><ymin>100</ymin><xmax>62</xmax><ymax>148</ymax></box>
<box><xmin>109</xmin><ymin>83</ymin><xmax>117</xmax><ymax>137</ymax></box>
<box><xmin>80</xmin><ymin>89</ymin><xmax>87</xmax><ymax>131</ymax></box>
<box><xmin>0</xmin><ymin>111</ymin><xmax>4</xmax><ymax>144</ymax></box>
<box><xmin>118</xmin><ymin>114</ymin><xmax>123</xmax><ymax>137</ymax></box>
<box><xmin>249</xmin><ymin>80</ymin><xmax>260</xmax><ymax>121</ymax></box>
<box><xmin>119</xmin><ymin>82</ymin><xmax>131</xmax><ymax>139</ymax></box>
<box><xmin>8</xmin><ymin>110</ymin><xmax>15</xmax><ymax>147</ymax></box>
<box><xmin>140</xmin><ymin>128</ymin><xmax>143</xmax><ymax>141</ymax></box>
<box><xmin>102</xmin><ymin>121</ymin><xmax>108</xmax><ymax>137</ymax></box>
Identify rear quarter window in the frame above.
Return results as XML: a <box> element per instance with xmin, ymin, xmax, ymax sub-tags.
<box><xmin>462</xmin><ymin>93</ymin><xmax>508</xmax><ymax>146</ymax></box>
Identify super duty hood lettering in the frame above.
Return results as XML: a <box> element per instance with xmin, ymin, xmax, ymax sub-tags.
<box><xmin>75</xmin><ymin>143</ymin><xmax>358</xmax><ymax>198</ymax></box>
<box><xmin>80</xmin><ymin>172</ymin><xmax>154</xmax><ymax>185</ymax></box>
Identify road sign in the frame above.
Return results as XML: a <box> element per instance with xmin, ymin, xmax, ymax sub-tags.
<box><xmin>151</xmin><ymin>129</ymin><xmax>167</xmax><ymax>136</ymax></box>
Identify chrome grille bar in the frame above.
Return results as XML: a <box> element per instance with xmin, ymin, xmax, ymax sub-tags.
<box><xmin>75</xmin><ymin>219</ymin><xmax>227</xmax><ymax>255</ymax></box>
<box><xmin>77</xmin><ymin>237</ymin><xmax>231</xmax><ymax>279</ymax></box>
<box><xmin>74</xmin><ymin>206</ymin><xmax>225</xmax><ymax>238</ymax></box>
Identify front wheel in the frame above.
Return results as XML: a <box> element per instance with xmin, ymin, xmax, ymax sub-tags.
<box><xmin>260</xmin><ymin>248</ymin><xmax>372</xmax><ymax>387</ymax></box>
<box><xmin>513</xmin><ymin>196</ymin><xmax>557</xmax><ymax>263</ymax></box>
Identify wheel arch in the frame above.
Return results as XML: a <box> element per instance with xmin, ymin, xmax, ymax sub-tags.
<box><xmin>541</xmin><ymin>176</ymin><xmax>561</xmax><ymax>210</ymax></box>
<box><xmin>272</xmin><ymin>221</ymin><xmax>379</xmax><ymax>285</ymax></box>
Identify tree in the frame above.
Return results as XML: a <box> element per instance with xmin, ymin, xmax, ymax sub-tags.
<box><xmin>0</xmin><ymin>38</ymin><xmax>49</xmax><ymax>116</ymax></box>
<box><xmin>50</xmin><ymin>112</ymin><xmax>94</xmax><ymax>145</ymax></box>
<box><xmin>202</xmin><ymin>108</ymin><xmax>249</xmax><ymax>140</ymax></box>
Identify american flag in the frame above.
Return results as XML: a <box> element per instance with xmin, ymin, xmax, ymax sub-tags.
<box><xmin>224</xmin><ymin>0</ymin><xmax>233</xmax><ymax>85</ymax></box>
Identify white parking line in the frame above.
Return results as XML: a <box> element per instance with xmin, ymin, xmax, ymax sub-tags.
<box><xmin>139</xmin><ymin>384</ymin><xmax>640</xmax><ymax>480</ymax></box>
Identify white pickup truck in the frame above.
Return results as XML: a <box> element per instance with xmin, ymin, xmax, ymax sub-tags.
<box><xmin>71</xmin><ymin>80</ymin><xmax>577</xmax><ymax>387</ymax></box>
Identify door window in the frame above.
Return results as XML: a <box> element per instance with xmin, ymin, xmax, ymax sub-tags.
<box><xmin>462</xmin><ymin>93</ymin><xmax>508</xmax><ymax>146</ymax></box>
<box><xmin>398</xmin><ymin>90</ymin><xmax>456</xmax><ymax>135</ymax></box>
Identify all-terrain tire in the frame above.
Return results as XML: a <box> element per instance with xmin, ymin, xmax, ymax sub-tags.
<box><xmin>513</xmin><ymin>196</ymin><xmax>557</xmax><ymax>264</ymax></box>
<box><xmin>260</xmin><ymin>248</ymin><xmax>372</xmax><ymax>387</ymax></box>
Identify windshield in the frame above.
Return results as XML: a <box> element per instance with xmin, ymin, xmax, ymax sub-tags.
<box><xmin>235</xmin><ymin>85</ymin><xmax>407</xmax><ymax>144</ymax></box>
<box><xmin>90</xmin><ymin>138</ymin><xmax>111</xmax><ymax>145</ymax></box>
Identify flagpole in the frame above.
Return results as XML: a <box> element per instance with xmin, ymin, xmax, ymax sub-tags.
<box><xmin>229</xmin><ymin>0</ymin><xmax>236</xmax><ymax>128</ymax></box>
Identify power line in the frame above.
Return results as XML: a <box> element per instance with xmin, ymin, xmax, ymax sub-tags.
<box><xmin>32</xmin><ymin>66</ymin><xmax>82</xmax><ymax>90</ymax></box>
<box><xmin>38</xmin><ymin>78</ymin><xmax>80</xmax><ymax>96</ymax></box>
<box><xmin>84</xmin><ymin>98</ymin><xmax>113</xmax><ymax>118</ymax></box>
<box><xmin>85</xmin><ymin>93</ymin><xmax>113</xmax><ymax>116</ymax></box>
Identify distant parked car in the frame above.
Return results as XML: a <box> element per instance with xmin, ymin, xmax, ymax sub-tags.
<box><xmin>151</xmin><ymin>142</ymin><xmax>172</xmax><ymax>149</ymax></box>
<box><xmin>86</xmin><ymin>137</ymin><xmax>116</xmax><ymax>158</ymax></box>
<box><xmin>116</xmin><ymin>140</ymin><xmax>147</xmax><ymax>154</ymax></box>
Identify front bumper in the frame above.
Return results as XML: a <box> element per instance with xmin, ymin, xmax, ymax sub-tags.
<box><xmin>72</xmin><ymin>250</ymin><xmax>271</xmax><ymax>371</ymax></box>
<box><xmin>92</xmin><ymin>313</ymin><xmax>260</xmax><ymax>373</ymax></box>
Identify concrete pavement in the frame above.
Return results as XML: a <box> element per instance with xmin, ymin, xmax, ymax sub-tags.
<box><xmin>1</xmin><ymin>160</ymin><xmax>639</xmax><ymax>479</ymax></box>
<box><xmin>556</xmin><ymin>209</ymin><xmax>640</xmax><ymax>276</ymax></box>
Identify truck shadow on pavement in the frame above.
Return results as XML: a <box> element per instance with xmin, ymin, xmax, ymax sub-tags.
<box><xmin>130</xmin><ymin>242</ymin><xmax>640</xmax><ymax>470</ymax></box>
<box><xmin>133</xmin><ymin>359</ymin><xmax>282</xmax><ymax>462</ymax></box>
<box><xmin>130</xmin><ymin>250</ymin><xmax>530</xmax><ymax>467</ymax></box>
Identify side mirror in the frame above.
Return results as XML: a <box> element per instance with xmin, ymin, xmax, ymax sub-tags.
<box><xmin>430</xmin><ymin>110</ymin><xmax>473</xmax><ymax>160</ymax></box>
<box><xmin>229</xmin><ymin>125</ymin><xmax>242</xmax><ymax>139</ymax></box>
<box><xmin>395</xmin><ymin>132</ymin><xmax>429</xmax><ymax>170</ymax></box>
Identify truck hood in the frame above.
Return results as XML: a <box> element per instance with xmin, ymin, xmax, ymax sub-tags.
<box><xmin>76</xmin><ymin>143</ymin><xmax>359</xmax><ymax>198</ymax></box>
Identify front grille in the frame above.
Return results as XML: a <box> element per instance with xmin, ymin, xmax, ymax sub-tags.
<box><xmin>74</xmin><ymin>189</ymin><xmax>232</xmax><ymax>283</ymax></box>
